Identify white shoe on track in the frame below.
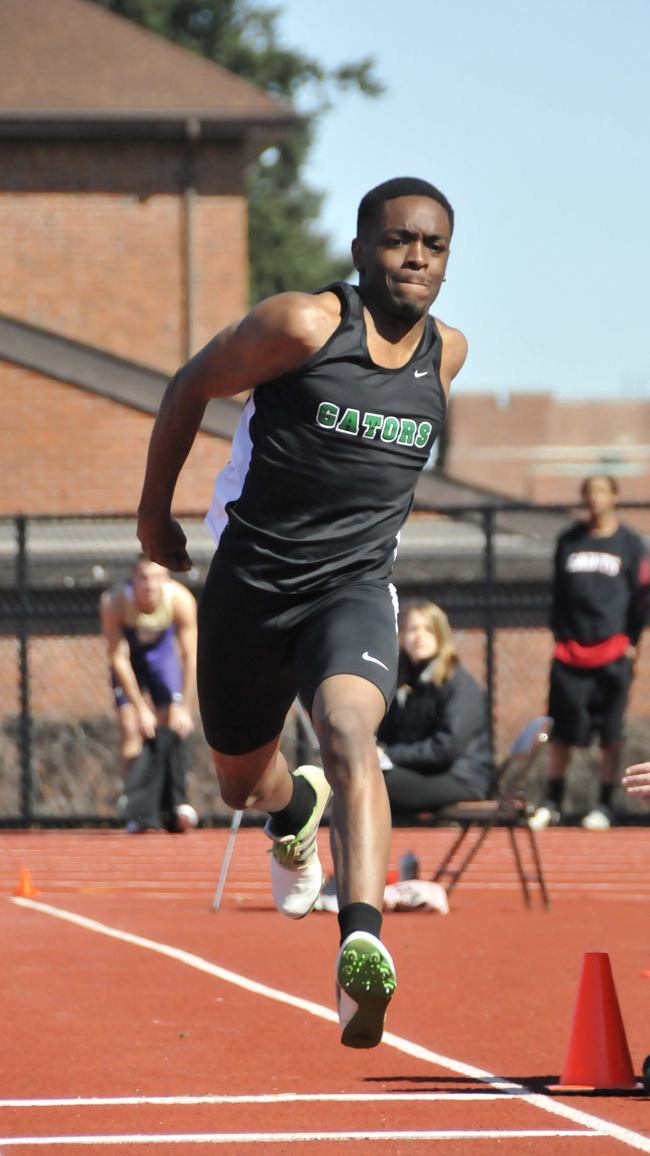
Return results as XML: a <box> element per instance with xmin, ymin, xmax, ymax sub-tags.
<box><xmin>528</xmin><ymin>804</ymin><xmax>560</xmax><ymax>831</ymax></box>
<box><xmin>581</xmin><ymin>806</ymin><xmax>612</xmax><ymax>831</ymax></box>
<box><xmin>175</xmin><ymin>804</ymin><xmax>199</xmax><ymax>831</ymax></box>
<box><xmin>264</xmin><ymin>765</ymin><xmax>332</xmax><ymax>919</ymax></box>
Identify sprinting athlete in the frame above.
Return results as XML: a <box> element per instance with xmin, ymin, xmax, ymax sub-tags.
<box><xmin>137</xmin><ymin>177</ymin><xmax>467</xmax><ymax>1047</ymax></box>
<box><xmin>100</xmin><ymin>555</ymin><xmax>198</xmax><ymax>830</ymax></box>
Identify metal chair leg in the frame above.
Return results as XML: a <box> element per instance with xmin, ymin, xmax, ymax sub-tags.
<box><xmin>211</xmin><ymin>808</ymin><xmax>243</xmax><ymax>911</ymax></box>
<box><xmin>435</xmin><ymin>822</ymin><xmax>496</xmax><ymax>897</ymax></box>
<box><xmin>507</xmin><ymin>826</ymin><xmax>532</xmax><ymax>908</ymax></box>
<box><xmin>525</xmin><ymin>824</ymin><xmax>551</xmax><ymax>909</ymax></box>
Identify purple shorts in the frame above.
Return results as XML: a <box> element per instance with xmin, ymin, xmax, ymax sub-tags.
<box><xmin>112</xmin><ymin>626</ymin><xmax>183</xmax><ymax>709</ymax></box>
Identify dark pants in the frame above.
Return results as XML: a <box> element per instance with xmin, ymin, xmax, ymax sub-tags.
<box><xmin>124</xmin><ymin>727</ymin><xmax>189</xmax><ymax>831</ymax></box>
<box><xmin>548</xmin><ymin>656</ymin><xmax>633</xmax><ymax>746</ymax></box>
<box><xmin>383</xmin><ymin>764</ymin><xmax>481</xmax><ymax>815</ymax></box>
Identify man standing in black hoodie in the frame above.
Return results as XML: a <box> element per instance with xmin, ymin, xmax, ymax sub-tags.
<box><xmin>531</xmin><ymin>475</ymin><xmax>648</xmax><ymax>830</ymax></box>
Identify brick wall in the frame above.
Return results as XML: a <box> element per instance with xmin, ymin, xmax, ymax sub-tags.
<box><xmin>447</xmin><ymin>392</ymin><xmax>650</xmax><ymax>518</ymax></box>
<box><xmin>0</xmin><ymin>140</ymin><xmax>249</xmax><ymax>370</ymax></box>
<box><xmin>192</xmin><ymin>195</ymin><xmax>248</xmax><ymax>354</ymax></box>
<box><xmin>0</xmin><ymin>360</ymin><xmax>231</xmax><ymax>515</ymax></box>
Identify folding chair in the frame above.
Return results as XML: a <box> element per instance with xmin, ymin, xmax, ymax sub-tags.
<box><xmin>431</xmin><ymin>715</ymin><xmax>553</xmax><ymax>909</ymax></box>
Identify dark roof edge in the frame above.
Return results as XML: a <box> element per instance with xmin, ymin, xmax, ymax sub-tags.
<box><xmin>0</xmin><ymin>313</ymin><xmax>242</xmax><ymax>439</ymax></box>
<box><xmin>0</xmin><ymin>113</ymin><xmax>298</xmax><ymax>142</ymax></box>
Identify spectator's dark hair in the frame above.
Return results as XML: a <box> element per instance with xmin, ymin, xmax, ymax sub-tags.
<box><xmin>357</xmin><ymin>177</ymin><xmax>454</xmax><ymax>238</ymax></box>
<box><xmin>580</xmin><ymin>474</ymin><xmax>619</xmax><ymax>498</ymax></box>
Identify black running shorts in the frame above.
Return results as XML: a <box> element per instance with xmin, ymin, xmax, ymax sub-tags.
<box><xmin>548</xmin><ymin>656</ymin><xmax>633</xmax><ymax>747</ymax></box>
<box><xmin>197</xmin><ymin>553</ymin><xmax>399</xmax><ymax>754</ymax></box>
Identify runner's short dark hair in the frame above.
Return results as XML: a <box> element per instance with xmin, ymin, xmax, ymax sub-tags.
<box><xmin>357</xmin><ymin>177</ymin><xmax>454</xmax><ymax>238</ymax></box>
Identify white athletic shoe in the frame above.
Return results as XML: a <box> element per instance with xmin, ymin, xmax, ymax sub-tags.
<box><xmin>336</xmin><ymin>932</ymin><xmax>397</xmax><ymax>1049</ymax></box>
<box><xmin>528</xmin><ymin>804</ymin><xmax>561</xmax><ymax>831</ymax></box>
<box><xmin>581</xmin><ymin>806</ymin><xmax>612</xmax><ymax>831</ymax></box>
<box><xmin>264</xmin><ymin>765</ymin><xmax>332</xmax><ymax>919</ymax></box>
<box><xmin>175</xmin><ymin>804</ymin><xmax>199</xmax><ymax>831</ymax></box>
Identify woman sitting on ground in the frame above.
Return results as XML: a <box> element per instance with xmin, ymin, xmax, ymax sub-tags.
<box><xmin>377</xmin><ymin>600</ymin><xmax>492</xmax><ymax>816</ymax></box>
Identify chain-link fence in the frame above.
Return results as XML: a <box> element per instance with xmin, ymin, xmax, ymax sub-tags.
<box><xmin>1</xmin><ymin>507</ymin><xmax>648</xmax><ymax>826</ymax></box>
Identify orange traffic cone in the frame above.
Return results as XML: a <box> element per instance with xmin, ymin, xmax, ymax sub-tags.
<box><xmin>556</xmin><ymin>952</ymin><xmax>636</xmax><ymax>1089</ymax></box>
<box><xmin>14</xmin><ymin>867</ymin><xmax>38</xmax><ymax>898</ymax></box>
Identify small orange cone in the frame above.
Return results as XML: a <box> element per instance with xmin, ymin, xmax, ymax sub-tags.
<box><xmin>556</xmin><ymin>952</ymin><xmax>636</xmax><ymax>1089</ymax></box>
<box><xmin>14</xmin><ymin>867</ymin><xmax>38</xmax><ymax>898</ymax></box>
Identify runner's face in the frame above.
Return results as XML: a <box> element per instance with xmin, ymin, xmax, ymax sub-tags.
<box><xmin>133</xmin><ymin>562</ymin><xmax>167</xmax><ymax>612</ymax></box>
<box><xmin>353</xmin><ymin>196</ymin><xmax>451</xmax><ymax>321</ymax></box>
<box><xmin>400</xmin><ymin>610</ymin><xmax>439</xmax><ymax>664</ymax></box>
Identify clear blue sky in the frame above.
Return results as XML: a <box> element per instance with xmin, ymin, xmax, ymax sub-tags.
<box><xmin>258</xmin><ymin>0</ymin><xmax>649</xmax><ymax>399</ymax></box>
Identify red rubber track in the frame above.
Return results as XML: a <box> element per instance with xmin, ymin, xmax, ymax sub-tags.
<box><xmin>1</xmin><ymin>827</ymin><xmax>650</xmax><ymax>1155</ymax></box>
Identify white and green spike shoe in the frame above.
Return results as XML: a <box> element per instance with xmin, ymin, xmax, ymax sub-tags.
<box><xmin>264</xmin><ymin>765</ymin><xmax>332</xmax><ymax>919</ymax></box>
<box><xmin>336</xmin><ymin>932</ymin><xmax>397</xmax><ymax>1048</ymax></box>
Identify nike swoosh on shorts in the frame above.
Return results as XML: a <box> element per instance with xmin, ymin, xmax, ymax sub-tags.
<box><xmin>362</xmin><ymin>651</ymin><xmax>389</xmax><ymax>671</ymax></box>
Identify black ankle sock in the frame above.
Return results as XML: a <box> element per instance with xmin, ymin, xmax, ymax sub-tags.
<box><xmin>268</xmin><ymin>773</ymin><xmax>316</xmax><ymax>838</ymax></box>
<box><xmin>548</xmin><ymin>778</ymin><xmax>564</xmax><ymax>807</ymax></box>
<box><xmin>599</xmin><ymin>781</ymin><xmax>614</xmax><ymax>809</ymax></box>
<box><xmin>338</xmin><ymin>902</ymin><xmax>383</xmax><ymax>946</ymax></box>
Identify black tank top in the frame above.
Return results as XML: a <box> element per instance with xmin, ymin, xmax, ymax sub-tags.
<box><xmin>205</xmin><ymin>282</ymin><xmax>447</xmax><ymax>593</ymax></box>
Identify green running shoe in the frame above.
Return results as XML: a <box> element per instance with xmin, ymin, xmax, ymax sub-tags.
<box><xmin>336</xmin><ymin>932</ymin><xmax>396</xmax><ymax>1048</ymax></box>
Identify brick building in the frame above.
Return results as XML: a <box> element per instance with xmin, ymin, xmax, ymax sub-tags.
<box><xmin>0</xmin><ymin>0</ymin><xmax>294</xmax><ymax>516</ymax></box>
<box><xmin>446</xmin><ymin>391</ymin><xmax>650</xmax><ymax>515</ymax></box>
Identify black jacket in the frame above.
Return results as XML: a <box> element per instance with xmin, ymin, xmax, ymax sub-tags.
<box><xmin>377</xmin><ymin>662</ymin><xmax>492</xmax><ymax>795</ymax></box>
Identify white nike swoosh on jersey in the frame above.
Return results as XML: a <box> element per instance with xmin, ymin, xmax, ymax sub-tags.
<box><xmin>414</xmin><ymin>370</ymin><xmax>428</xmax><ymax>378</ymax></box>
<box><xmin>362</xmin><ymin>651</ymin><xmax>389</xmax><ymax>670</ymax></box>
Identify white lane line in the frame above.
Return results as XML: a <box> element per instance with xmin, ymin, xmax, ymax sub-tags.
<box><xmin>10</xmin><ymin>897</ymin><xmax>650</xmax><ymax>1153</ymax></box>
<box><xmin>0</xmin><ymin>1129</ymin><xmax>603</xmax><ymax>1146</ymax></box>
<box><xmin>0</xmin><ymin>1092</ymin><xmax>526</xmax><ymax>1107</ymax></box>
